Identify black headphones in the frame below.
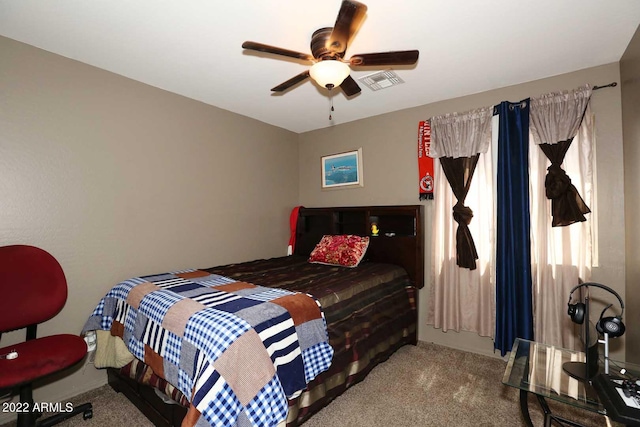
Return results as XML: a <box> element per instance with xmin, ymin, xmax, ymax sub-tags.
<box><xmin>567</xmin><ymin>282</ymin><xmax>625</xmax><ymax>338</ymax></box>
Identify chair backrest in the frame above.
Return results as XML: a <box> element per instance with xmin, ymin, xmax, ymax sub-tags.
<box><xmin>0</xmin><ymin>245</ymin><xmax>68</xmax><ymax>332</ymax></box>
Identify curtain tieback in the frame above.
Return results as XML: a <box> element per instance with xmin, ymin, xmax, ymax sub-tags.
<box><xmin>545</xmin><ymin>163</ymin><xmax>571</xmax><ymax>200</ymax></box>
<box><xmin>452</xmin><ymin>202</ymin><xmax>478</xmax><ymax>270</ymax></box>
<box><xmin>545</xmin><ymin>163</ymin><xmax>591</xmax><ymax>227</ymax></box>
<box><xmin>452</xmin><ymin>202</ymin><xmax>474</xmax><ymax>225</ymax></box>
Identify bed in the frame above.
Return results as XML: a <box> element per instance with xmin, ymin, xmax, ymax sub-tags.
<box><xmin>86</xmin><ymin>205</ymin><xmax>424</xmax><ymax>427</ymax></box>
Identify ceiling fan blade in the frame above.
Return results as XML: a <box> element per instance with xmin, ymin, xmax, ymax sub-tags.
<box><xmin>328</xmin><ymin>0</ymin><xmax>368</xmax><ymax>55</ymax></box>
<box><xmin>242</xmin><ymin>41</ymin><xmax>314</xmax><ymax>62</ymax></box>
<box><xmin>340</xmin><ymin>75</ymin><xmax>361</xmax><ymax>97</ymax></box>
<box><xmin>349</xmin><ymin>50</ymin><xmax>420</xmax><ymax>66</ymax></box>
<box><xmin>271</xmin><ymin>70</ymin><xmax>311</xmax><ymax>92</ymax></box>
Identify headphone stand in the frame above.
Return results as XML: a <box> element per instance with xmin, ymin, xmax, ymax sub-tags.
<box><xmin>563</xmin><ymin>294</ymin><xmax>599</xmax><ymax>382</ymax></box>
<box><xmin>598</xmin><ymin>332</ymin><xmax>610</xmax><ymax>374</ymax></box>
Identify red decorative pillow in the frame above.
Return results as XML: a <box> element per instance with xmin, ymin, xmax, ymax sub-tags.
<box><xmin>308</xmin><ymin>235</ymin><xmax>370</xmax><ymax>268</ymax></box>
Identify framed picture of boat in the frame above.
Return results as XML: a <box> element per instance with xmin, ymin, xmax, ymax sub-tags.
<box><xmin>321</xmin><ymin>148</ymin><xmax>363</xmax><ymax>189</ymax></box>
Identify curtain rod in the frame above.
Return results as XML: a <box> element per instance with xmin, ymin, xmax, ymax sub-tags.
<box><xmin>593</xmin><ymin>82</ymin><xmax>617</xmax><ymax>90</ymax></box>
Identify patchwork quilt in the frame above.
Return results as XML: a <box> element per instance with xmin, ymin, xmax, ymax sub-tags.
<box><xmin>83</xmin><ymin>269</ymin><xmax>333</xmax><ymax>427</ymax></box>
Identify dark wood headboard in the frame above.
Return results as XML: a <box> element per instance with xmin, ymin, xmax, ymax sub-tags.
<box><xmin>293</xmin><ymin>205</ymin><xmax>424</xmax><ymax>289</ymax></box>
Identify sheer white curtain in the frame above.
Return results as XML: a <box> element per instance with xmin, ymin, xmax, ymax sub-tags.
<box><xmin>427</xmin><ymin>107</ymin><xmax>495</xmax><ymax>337</ymax></box>
<box><xmin>529</xmin><ymin>86</ymin><xmax>594</xmax><ymax>349</ymax></box>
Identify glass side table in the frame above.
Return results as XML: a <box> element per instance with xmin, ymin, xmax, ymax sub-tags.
<box><xmin>502</xmin><ymin>338</ymin><xmax>637</xmax><ymax>427</ymax></box>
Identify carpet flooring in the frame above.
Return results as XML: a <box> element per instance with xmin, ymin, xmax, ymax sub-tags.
<box><xmin>1</xmin><ymin>342</ymin><xmax>616</xmax><ymax>426</ymax></box>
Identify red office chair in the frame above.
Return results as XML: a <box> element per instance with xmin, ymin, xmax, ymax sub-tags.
<box><xmin>0</xmin><ymin>245</ymin><xmax>92</xmax><ymax>426</ymax></box>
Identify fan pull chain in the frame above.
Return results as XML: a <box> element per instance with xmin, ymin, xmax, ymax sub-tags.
<box><xmin>329</xmin><ymin>97</ymin><xmax>334</xmax><ymax>121</ymax></box>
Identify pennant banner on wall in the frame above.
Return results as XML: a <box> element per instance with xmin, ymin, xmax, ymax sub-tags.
<box><xmin>418</xmin><ymin>120</ymin><xmax>434</xmax><ymax>200</ymax></box>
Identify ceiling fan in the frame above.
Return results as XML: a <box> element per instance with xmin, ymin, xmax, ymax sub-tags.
<box><xmin>242</xmin><ymin>0</ymin><xmax>419</xmax><ymax>96</ymax></box>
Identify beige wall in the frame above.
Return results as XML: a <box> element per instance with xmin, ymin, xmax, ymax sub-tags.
<box><xmin>299</xmin><ymin>63</ymin><xmax>626</xmax><ymax>359</ymax></box>
<box><xmin>621</xmin><ymin>25</ymin><xmax>640</xmax><ymax>363</ymax></box>
<box><xmin>0</xmin><ymin>35</ymin><xmax>299</xmax><ymax>415</ymax></box>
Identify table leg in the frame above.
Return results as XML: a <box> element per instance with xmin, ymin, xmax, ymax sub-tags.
<box><xmin>520</xmin><ymin>390</ymin><xmax>581</xmax><ymax>427</ymax></box>
<box><xmin>520</xmin><ymin>390</ymin><xmax>534</xmax><ymax>427</ymax></box>
<box><xmin>536</xmin><ymin>395</ymin><xmax>553</xmax><ymax>427</ymax></box>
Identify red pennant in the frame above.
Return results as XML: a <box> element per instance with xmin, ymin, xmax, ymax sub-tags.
<box><xmin>418</xmin><ymin>121</ymin><xmax>434</xmax><ymax>200</ymax></box>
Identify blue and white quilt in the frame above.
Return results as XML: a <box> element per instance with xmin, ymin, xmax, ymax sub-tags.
<box><xmin>83</xmin><ymin>269</ymin><xmax>333</xmax><ymax>427</ymax></box>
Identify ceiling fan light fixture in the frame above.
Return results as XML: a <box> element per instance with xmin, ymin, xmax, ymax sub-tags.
<box><xmin>309</xmin><ymin>60</ymin><xmax>350</xmax><ymax>89</ymax></box>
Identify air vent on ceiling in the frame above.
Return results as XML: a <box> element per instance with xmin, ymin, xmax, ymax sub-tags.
<box><xmin>358</xmin><ymin>70</ymin><xmax>404</xmax><ymax>91</ymax></box>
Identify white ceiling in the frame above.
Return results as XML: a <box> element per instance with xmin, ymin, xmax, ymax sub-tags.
<box><xmin>1</xmin><ymin>0</ymin><xmax>639</xmax><ymax>134</ymax></box>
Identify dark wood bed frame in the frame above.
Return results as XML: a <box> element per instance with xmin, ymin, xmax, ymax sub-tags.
<box><xmin>107</xmin><ymin>204</ymin><xmax>424</xmax><ymax>427</ymax></box>
<box><xmin>294</xmin><ymin>205</ymin><xmax>424</xmax><ymax>288</ymax></box>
